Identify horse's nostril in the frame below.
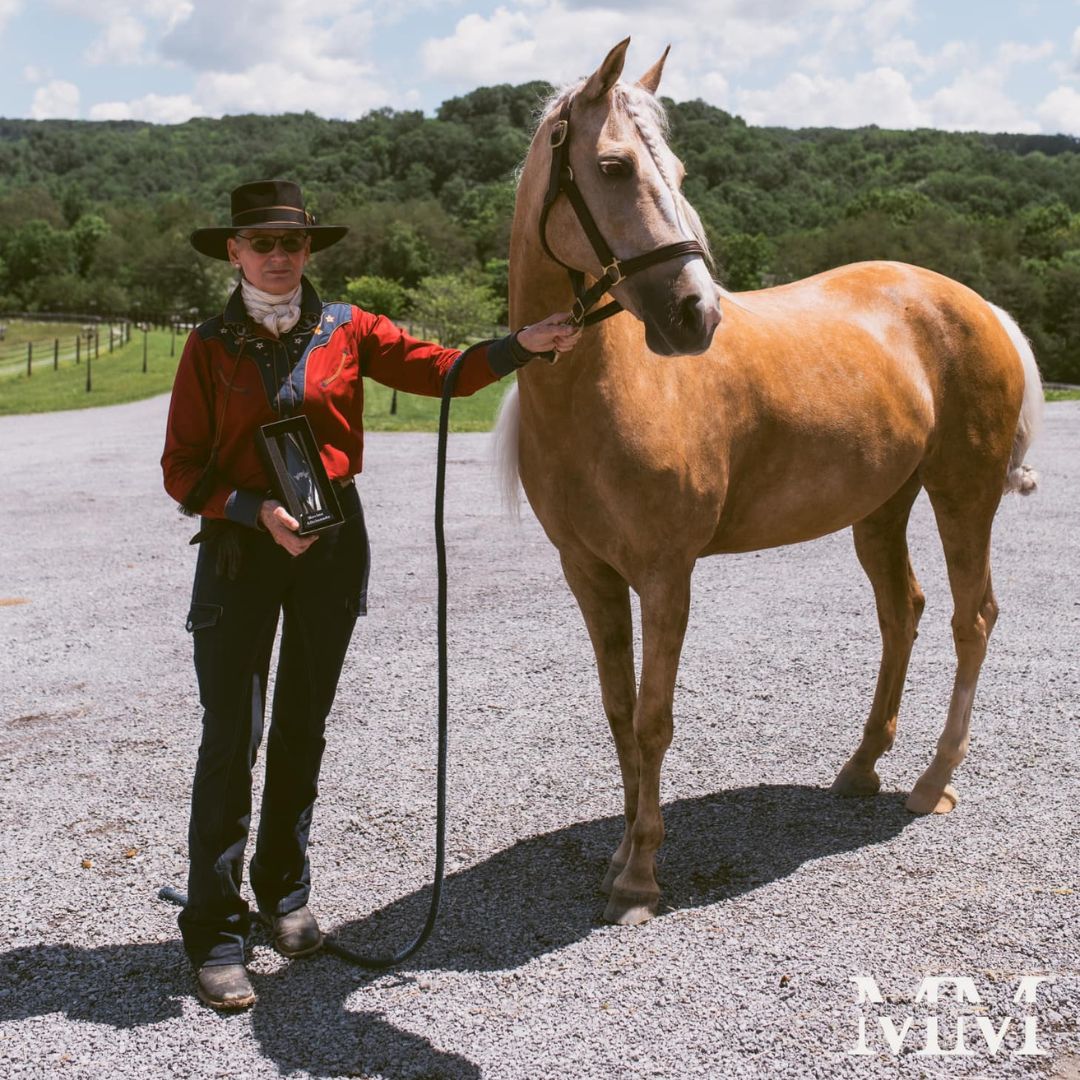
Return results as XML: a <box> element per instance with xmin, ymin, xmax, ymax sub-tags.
<box><xmin>674</xmin><ymin>293</ymin><xmax>721</xmax><ymax>346</ymax></box>
<box><xmin>678</xmin><ymin>294</ymin><xmax>706</xmax><ymax>330</ymax></box>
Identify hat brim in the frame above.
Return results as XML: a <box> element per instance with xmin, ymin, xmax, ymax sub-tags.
<box><xmin>190</xmin><ymin>224</ymin><xmax>349</xmax><ymax>260</ymax></box>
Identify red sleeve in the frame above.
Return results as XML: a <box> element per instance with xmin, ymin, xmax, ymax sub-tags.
<box><xmin>160</xmin><ymin>331</ymin><xmax>232</xmax><ymax>519</ymax></box>
<box><xmin>351</xmin><ymin>307</ymin><xmax>500</xmax><ymax>397</ymax></box>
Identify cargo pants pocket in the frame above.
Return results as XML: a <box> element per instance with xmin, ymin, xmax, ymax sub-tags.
<box><xmin>186</xmin><ymin>602</ymin><xmax>223</xmax><ymax>633</ymax></box>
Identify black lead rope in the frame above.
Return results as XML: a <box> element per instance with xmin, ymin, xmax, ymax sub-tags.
<box><xmin>160</xmin><ymin>353</ymin><xmax>465</xmax><ymax>972</ymax></box>
<box><xmin>323</xmin><ymin>351</ymin><xmax>462</xmax><ymax>969</ymax></box>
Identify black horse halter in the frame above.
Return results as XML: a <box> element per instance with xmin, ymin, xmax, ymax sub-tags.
<box><xmin>538</xmin><ymin>93</ymin><xmax>707</xmax><ymax>329</ymax></box>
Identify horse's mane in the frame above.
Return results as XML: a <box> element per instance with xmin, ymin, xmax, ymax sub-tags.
<box><xmin>531</xmin><ymin>80</ymin><xmax>716</xmax><ymax>271</ymax></box>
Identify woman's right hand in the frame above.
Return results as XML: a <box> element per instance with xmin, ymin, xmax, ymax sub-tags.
<box><xmin>258</xmin><ymin>499</ymin><xmax>319</xmax><ymax>556</ymax></box>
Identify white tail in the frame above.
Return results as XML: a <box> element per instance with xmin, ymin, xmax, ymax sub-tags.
<box><xmin>989</xmin><ymin>303</ymin><xmax>1043</xmax><ymax>495</ymax></box>
<box><xmin>492</xmin><ymin>381</ymin><xmax>523</xmax><ymax>519</ymax></box>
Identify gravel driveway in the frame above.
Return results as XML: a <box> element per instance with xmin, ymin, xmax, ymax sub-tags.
<box><xmin>1</xmin><ymin>393</ymin><xmax>1077</xmax><ymax>1079</ymax></box>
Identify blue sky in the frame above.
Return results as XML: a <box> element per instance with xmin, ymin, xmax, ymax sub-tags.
<box><xmin>1</xmin><ymin>1</ymin><xmax>1079</xmax><ymax>134</ymax></box>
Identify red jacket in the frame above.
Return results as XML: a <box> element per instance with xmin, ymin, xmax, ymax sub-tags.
<box><xmin>162</xmin><ymin>278</ymin><xmax>520</xmax><ymax>527</ymax></box>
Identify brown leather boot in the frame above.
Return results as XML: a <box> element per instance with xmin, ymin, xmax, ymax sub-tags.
<box><xmin>196</xmin><ymin>964</ymin><xmax>256</xmax><ymax>1010</ymax></box>
<box><xmin>263</xmin><ymin>905</ymin><xmax>323</xmax><ymax>958</ymax></box>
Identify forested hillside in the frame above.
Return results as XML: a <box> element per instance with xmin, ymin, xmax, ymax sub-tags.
<box><xmin>2</xmin><ymin>82</ymin><xmax>1078</xmax><ymax>379</ymax></box>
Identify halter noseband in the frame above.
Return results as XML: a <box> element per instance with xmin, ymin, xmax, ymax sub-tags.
<box><xmin>538</xmin><ymin>94</ymin><xmax>707</xmax><ymax>329</ymax></box>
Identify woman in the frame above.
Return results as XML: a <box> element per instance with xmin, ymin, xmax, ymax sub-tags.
<box><xmin>162</xmin><ymin>180</ymin><xmax>579</xmax><ymax>1010</ymax></box>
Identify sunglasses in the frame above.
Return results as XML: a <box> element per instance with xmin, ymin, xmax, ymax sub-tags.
<box><xmin>237</xmin><ymin>232</ymin><xmax>309</xmax><ymax>254</ymax></box>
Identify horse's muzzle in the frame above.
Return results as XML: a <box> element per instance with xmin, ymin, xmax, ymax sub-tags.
<box><xmin>642</xmin><ymin>287</ymin><xmax>721</xmax><ymax>356</ymax></box>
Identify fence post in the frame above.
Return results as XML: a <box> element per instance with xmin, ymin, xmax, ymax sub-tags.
<box><xmin>109</xmin><ymin>325</ymin><xmax>114</xmax><ymax>354</ymax></box>
<box><xmin>95</xmin><ymin>329</ymin><xmax>99</xmax><ymax>359</ymax></box>
<box><xmin>171</xmin><ymin>324</ymin><xmax>176</xmax><ymax>357</ymax></box>
<box><xmin>54</xmin><ymin>338</ymin><xmax>59</xmax><ymax>371</ymax></box>
<box><xmin>26</xmin><ymin>341</ymin><xmax>32</xmax><ymax>377</ymax></box>
<box><xmin>390</xmin><ymin>389</ymin><xmax>398</xmax><ymax>415</ymax></box>
<box><xmin>86</xmin><ymin>348</ymin><xmax>92</xmax><ymax>392</ymax></box>
<box><xmin>76</xmin><ymin>336</ymin><xmax>81</xmax><ymax>365</ymax></box>
<box><xmin>142</xmin><ymin>326</ymin><xmax>148</xmax><ymax>373</ymax></box>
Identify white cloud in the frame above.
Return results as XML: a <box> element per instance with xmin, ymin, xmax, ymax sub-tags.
<box><xmin>46</xmin><ymin>0</ymin><xmax>192</xmax><ymax>67</ymax></box>
<box><xmin>192</xmin><ymin>63</ymin><xmax>391</xmax><ymax>118</ymax></box>
<box><xmin>320</xmin><ymin>11</ymin><xmax>377</xmax><ymax>60</ymax></box>
<box><xmin>699</xmin><ymin>72</ymin><xmax>730</xmax><ymax>110</ymax></box>
<box><xmin>736</xmin><ymin>68</ymin><xmax>927</xmax><ymax>128</ymax></box>
<box><xmin>872</xmin><ymin>36</ymin><xmax>929</xmax><ymax>71</ymax></box>
<box><xmin>421</xmin><ymin>1</ymin><xmax>862</xmax><ymax>92</ymax></box>
<box><xmin>0</xmin><ymin>0</ymin><xmax>20</xmax><ymax>34</ymax></box>
<box><xmin>421</xmin><ymin>6</ymin><xmax>1060</xmax><ymax>135</ymax></box>
<box><xmin>148</xmin><ymin>0</ymin><xmax>390</xmax><ymax>117</ymax></box>
<box><xmin>71</xmin><ymin>1</ymin><xmax>392</xmax><ymax>120</ymax></box>
<box><xmin>928</xmin><ymin>68</ymin><xmax>1039</xmax><ymax>133</ymax></box>
<box><xmin>997</xmin><ymin>40</ymin><xmax>1055</xmax><ymax>67</ymax></box>
<box><xmin>13</xmin><ymin>0</ymin><xmax>1075</xmax><ymax>137</ymax></box>
<box><xmin>861</xmin><ymin>0</ymin><xmax>915</xmax><ymax>41</ymax></box>
<box><xmin>85</xmin><ymin>14</ymin><xmax>146</xmax><ymax>65</ymax></box>
<box><xmin>422</xmin><ymin>7</ymin><xmax>538</xmax><ymax>82</ymax></box>
<box><xmin>421</xmin><ymin>4</ymin><xmax>631</xmax><ymax>87</ymax></box>
<box><xmin>89</xmin><ymin>92</ymin><xmax>202</xmax><ymax>123</ymax></box>
<box><xmin>30</xmin><ymin>79</ymin><xmax>80</xmax><ymax>119</ymax></box>
<box><xmin>1036</xmin><ymin>86</ymin><xmax>1080</xmax><ymax>135</ymax></box>
<box><xmin>796</xmin><ymin>0</ymin><xmax>914</xmax><ymax>72</ymax></box>
<box><xmin>160</xmin><ymin>0</ymin><xmax>377</xmax><ymax>72</ymax></box>
<box><xmin>872</xmin><ymin>36</ymin><xmax>974</xmax><ymax>77</ymax></box>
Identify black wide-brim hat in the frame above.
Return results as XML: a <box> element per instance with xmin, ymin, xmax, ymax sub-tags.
<box><xmin>190</xmin><ymin>179</ymin><xmax>348</xmax><ymax>260</ymax></box>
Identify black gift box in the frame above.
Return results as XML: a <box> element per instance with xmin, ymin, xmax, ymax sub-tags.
<box><xmin>255</xmin><ymin>415</ymin><xmax>344</xmax><ymax>536</ymax></box>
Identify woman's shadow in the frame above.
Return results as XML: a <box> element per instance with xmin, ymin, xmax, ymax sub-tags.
<box><xmin>0</xmin><ymin>784</ymin><xmax>913</xmax><ymax>1078</ymax></box>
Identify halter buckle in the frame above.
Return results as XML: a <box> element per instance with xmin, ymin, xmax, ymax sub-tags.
<box><xmin>603</xmin><ymin>260</ymin><xmax>624</xmax><ymax>287</ymax></box>
<box><xmin>571</xmin><ymin>298</ymin><xmax>587</xmax><ymax>325</ymax></box>
<box><xmin>550</xmin><ymin>120</ymin><xmax>568</xmax><ymax>148</ymax></box>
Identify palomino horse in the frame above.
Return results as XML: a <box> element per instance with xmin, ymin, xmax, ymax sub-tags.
<box><xmin>496</xmin><ymin>39</ymin><xmax>1042</xmax><ymax>925</ymax></box>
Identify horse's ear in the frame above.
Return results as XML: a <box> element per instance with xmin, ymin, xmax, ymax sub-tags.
<box><xmin>582</xmin><ymin>37</ymin><xmax>630</xmax><ymax>100</ymax></box>
<box><xmin>637</xmin><ymin>45</ymin><xmax>671</xmax><ymax>95</ymax></box>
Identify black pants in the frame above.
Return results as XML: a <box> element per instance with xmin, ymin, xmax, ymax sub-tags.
<box><xmin>178</xmin><ymin>485</ymin><xmax>369</xmax><ymax>969</ymax></box>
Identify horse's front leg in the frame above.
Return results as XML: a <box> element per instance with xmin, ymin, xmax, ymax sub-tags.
<box><xmin>604</xmin><ymin>571</ymin><xmax>692</xmax><ymax>925</ymax></box>
<box><xmin>559</xmin><ymin>553</ymin><xmax>638</xmax><ymax>895</ymax></box>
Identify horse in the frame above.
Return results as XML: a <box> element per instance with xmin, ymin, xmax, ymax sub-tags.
<box><xmin>495</xmin><ymin>38</ymin><xmax>1042</xmax><ymax>926</ymax></box>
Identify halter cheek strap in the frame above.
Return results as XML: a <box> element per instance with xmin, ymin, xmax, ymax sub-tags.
<box><xmin>538</xmin><ymin>95</ymin><xmax>706</xmax><ymax>329</ymax></box>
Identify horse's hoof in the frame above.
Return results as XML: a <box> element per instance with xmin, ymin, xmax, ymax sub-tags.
<box><xmin>830</xmin><ymin>765</ymin><xmax>882</xmax><ymax>796</ymax></box>
<box><xmin>602</xmin><ymin>890</ymin><xmax>659</xmax><ymax>926</ymax></box>
<box><xmin>905</xmin><ymin>782</ymin><xmax>958</xmax><ymax>815</ymax></box>
<box><xmin>600</xmin><ymin>862</ymin><xmax>626</xmax><ymax>896</ymax></box>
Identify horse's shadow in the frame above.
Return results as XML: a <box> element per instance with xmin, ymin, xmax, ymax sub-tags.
<box><xmin>0</xmin><ymin>784</ymin><xmax>913</xmax><ymax>1078</ymax></box>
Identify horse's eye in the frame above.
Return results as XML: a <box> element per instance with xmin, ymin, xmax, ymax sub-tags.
<box><xmin>599</xmin><ymin>158</ymin><xmax>631</xmax><ymax>177</ymax></box>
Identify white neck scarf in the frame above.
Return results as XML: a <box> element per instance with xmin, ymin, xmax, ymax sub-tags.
<box><xmin>240</xmin><ymin>279</ymin><xmax>302</xmax><ymax>337</ymax></box>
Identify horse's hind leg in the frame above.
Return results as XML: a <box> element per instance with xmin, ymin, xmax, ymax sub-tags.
<box><xmin>559</xmin><ymin>553</ymin><xmax>638</xmax><ymax>895</ymax></box>
<box><xmin>832</xmin><ymin>474</ymin><xmax>925</xmax><ymax>797</ymax></box>
<box><xmin>906</xmin><ymin>484</ymin><xmax>1001</xmax><ymax>815</ymax></box>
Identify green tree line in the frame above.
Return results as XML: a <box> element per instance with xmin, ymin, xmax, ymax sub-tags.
<box><xmin>1</xmin><ymin>82</ymin><xmax>1078</xmax><ymax>378</ymax></box>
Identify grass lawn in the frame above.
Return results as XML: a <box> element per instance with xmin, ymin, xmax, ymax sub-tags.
<box><xmin>0</xmin><ymin>320</ymin><xmax>125</xmax><ymax>378</ymax></box>
<box><xmin>362</xmin><ymin>377</ymin><xmax>510</xmax><ymax>432</ymax></box>
<box><xmin>0</xmin><ymin>328</ymin><xmax>511</xmax><ymax>430</ymax></box>
<box><xmin>0</xmin><ymin>330</ymin><xmax>180</xmax><ymax>415</ymax></box>
<box><xmin>0</xmin><ymin>319</ymin><xmax>101</xmax><ymax>350</ymax></box>
<box><xmin>1045</xmin><ymin>388</ymin><xmax>1080</xmax><ymax>401</ymax></box>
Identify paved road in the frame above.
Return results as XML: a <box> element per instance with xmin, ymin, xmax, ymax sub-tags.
<box><xmin>1</xmin><ymin>394</ymin><xmax>1077</xmax><ymax>1079</ymax></box>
